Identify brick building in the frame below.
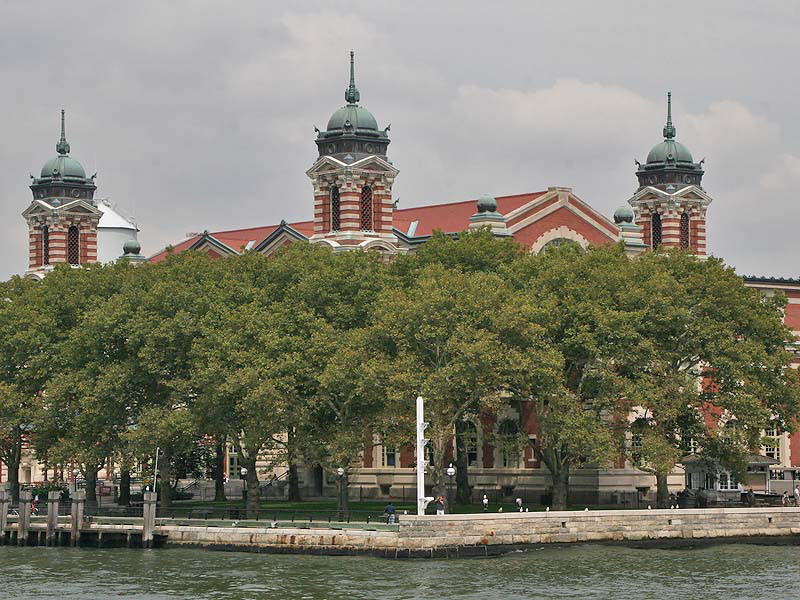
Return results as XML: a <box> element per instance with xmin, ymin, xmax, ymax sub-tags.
<box><xmin>5</xmin><ymin>55</ymin><xmax>798</xmax><ymax>503</ymax></box>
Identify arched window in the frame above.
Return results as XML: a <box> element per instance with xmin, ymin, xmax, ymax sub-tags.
<box><xmin>651</xmin><ymin>213</ymin><xmax>662</xmax><ymax>249</ymax></box>
<box><xmin>540</xmin><ymin>238</ymin><xmax>581</xmax><ymax>254</ymax></box>
<box><xmin>67</xmin><ymin>225</ymin><xmax>80</xmax><ymax>265</ymax></box>
<box><xmin>41</xmin><ymin>225</ymin><xmax>49</xmax><ymax>265</ymax></box>
<box><xmin>680</xmin><ymin>212</ymin><xmax>690</xmax><ymax>249</ymax></box>
<box><xmin>360</xmin><ymin>185</ymin><xmax>373</xmax><ymax>231</ymax></box>
<box><xmin>330</xmin><ymin>185</ymin><xmax>341</xmax><ymax>232</ymax></box>
<box><xmin>497</xmin><ymin>420</ymin><xmax>520</xmax><ymax>468</ymax></box>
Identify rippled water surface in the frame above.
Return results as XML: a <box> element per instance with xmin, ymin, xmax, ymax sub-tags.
<box><xmin>1</xmin><ymin>543</ymin><xmax>799</xmax><ymax>599</ymax></box>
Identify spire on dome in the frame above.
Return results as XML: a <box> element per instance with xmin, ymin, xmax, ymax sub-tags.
<box><xmin>56</xmin><ymin>109</ymin><xmax>71</xmax><ymax>155</ymax></box>
<box><xmin>662</xmin><ymin>92</ymin><xmax>676</xmax><ymax>140</ymax></box>
<box><xmin>345</xmin><ymin>51</ymin><xmax>360</xmax><ymax>105</ymax></box>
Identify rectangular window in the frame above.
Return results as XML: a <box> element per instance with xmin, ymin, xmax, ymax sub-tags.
<box><xmin>718</xmin><ymin>471</ymin><xmax>739</xmax><ymax>491</ymax></box>
<box><xmin>381</xmin><ymin>446</ymin><xmax>396</xmax><ymax>468</ymax></box>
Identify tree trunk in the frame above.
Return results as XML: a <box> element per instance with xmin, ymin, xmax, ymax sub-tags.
<box><xmin>336</xmin><ymin>472</ymin><xmax>349</xmax><ymax>520</ymax></box>
<box><xmin>6</xmin><ymin>455</ymin><xmax>20</xmax><ymax>505</ymax></box>
<box><xmin>429</xmin><ymin>438</ymin><xmax>446</xmax><ymax>499</ymax></box>
<box><xmin>159</xmin><ymin>459</ymin><xmax>173</xmax><ymax>509</ymax></box>
<box><xmin>286</xmin><ymin>429</ymin><xmax>302</xmax><ymax>502</ymax></box>
<box><xmin>118</xmin><ymin>469</ymin><xmax>131</xmax><ymax>506</ymax></box>
<box><xmin>454</xmin><ymin>420</ymin><xmax>471</xmax><ymax>505</ymax></box>
<box><xmin>239</xmin><ymin>451</ymin><xmax>261</xmax><ymax>519</ymax></box>
<box><xmin>550</xmin><ymin>467</ymin><xmax>570</xmax><ymax>511</ymax></box>
<box><xmin>213</xmin><ymin>439</ymin><xmax>226</xmax><ymax>502</ymax></box>
<box><xmin>85</xmin><ymin>468</ymin><xmax>98</xmax><ymax>505</ymax></box>
<box><xmin>655</xmin><ymin>472</ymin><xmax>670</xmax><ymax>508</ymax></box>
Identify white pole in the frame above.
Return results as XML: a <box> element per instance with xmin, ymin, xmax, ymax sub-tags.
<box><xmin>416</xmin><ymin>396</ymin><xmax>428</xmax><ymax>516</ymax></box>
<box><xmin>152</xmin><ymin>447</ymin><xmax>160</xmax><ymax>496</ymax></box>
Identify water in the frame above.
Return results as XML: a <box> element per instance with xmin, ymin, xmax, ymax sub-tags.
<box><xmin>1</xmin><ymin>543</ymin><xmax>798</xmax><ymax>599</ymax></box>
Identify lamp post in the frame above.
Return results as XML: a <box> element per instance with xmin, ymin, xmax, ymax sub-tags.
<box><xmin>72</xmin><ymin>469</ymin><xmax>80</xmax><ymax>495</ymax></box>
<box><xmin>446</xmin><ymin>463</ymin><xmax>456</xmax><ymax>512</ymax></box>
<box><xmin>239</xmin><ymin>467</ymin><xmax>248</xmax><ymax>506</ymax></box>
<box><xmin>337</xmin><ymin>467</ymin><xmax>345</xmax><ymax>521</ymax></box>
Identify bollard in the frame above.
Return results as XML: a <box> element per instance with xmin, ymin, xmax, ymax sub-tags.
<box><xmin>18</xmin><ymin>489</ymin><xmax>32</xmax><ymax>546</ymax></box>
<box><xmin>70</xmin><ymin>490</ymin><xmax>85</xmax><ymax>547</ymax></box>
<box><xmin>0</xmin><ymin>489</ymin><xmax>8</xmax><ymax>546</ymax></box>
<box><xmin>46</xmin><ymin>491</ymin><xmax>60</xmax><ymax>546</ymax></box>
<box><xmin>142</xmin><ymin>491</ymin><xmax>156</xmax><ymax>548</ymax></box>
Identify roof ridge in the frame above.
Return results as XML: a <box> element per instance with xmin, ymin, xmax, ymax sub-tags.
<box><xmin>394</xmin><ymin>191</ymin><xmax>547</xmax><ymax>214</ymax></box>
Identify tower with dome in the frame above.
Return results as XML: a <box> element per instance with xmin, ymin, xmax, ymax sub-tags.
<box><xmin>628</xmin><ymin>93</ymin><xmax>713</xmax><ymax>255</ymax></box>
<box><xmin>22</xmin><ymin>110</ymin><xmax>142</xmax><ymax>278</ymax></box>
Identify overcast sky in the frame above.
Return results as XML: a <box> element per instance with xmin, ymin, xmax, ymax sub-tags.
<box><xmin>1</xmin><ymin>1</ymin><xmax>798</xmax><ymax>280</ymax></box>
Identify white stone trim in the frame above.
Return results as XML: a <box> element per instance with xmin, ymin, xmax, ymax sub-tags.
<box><xmin>530</xmin><ymin>226</ymin><xmax>591</xmax><ymax>254</ymax></box>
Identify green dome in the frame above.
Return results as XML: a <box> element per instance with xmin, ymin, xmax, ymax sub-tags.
<box><xmin>646</xmin><ymin>139</ymin><xmax>694</xmax><ymax>164</ymax></box>
<box><xmin>613</xmin><ymin>205</ymin><xmax>634</xmax><ymax>224</ymax></box>
<box><xmin>40</xmin><ymin>154</ymin><xmax>87</xmax><ymax>180</ymax></box>
<box><xmin>123</xmin><ymin>239</ymin><xmax>142</xmax><ymax>255</ymax></box>
<box><xmin>477</xmin><ymin>193</ymin><xmax>498</xmax><ymax>213</ymax></box>
<box><xmin>326</xmin><ymin>104</ymin><xmax>379</xmax><ymax>133</ymax></box>
<box><xmin>36</xmin><ymin>110</ymin><xmax>90</xmax><ymax>184</ymax></box>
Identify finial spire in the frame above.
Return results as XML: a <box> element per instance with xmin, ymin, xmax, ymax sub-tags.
<box><xmin>56</xmin><ymin>109</ymin><xmax>71</xmax><ymax>155</ymax></box>
<box><xmin>345</xmin><ymin>50</ymin><xmax>360</xmax><ymax>104</ymax></box>
<box><xmin>662</xmin><ymin>92</ymin><xmax>676</xmax><ymax>140</ymax></box>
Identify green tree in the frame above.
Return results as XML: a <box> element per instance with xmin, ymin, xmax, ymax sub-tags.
<box><xmin>373</xmin><ymin>264</ymin><xmax>560</xmax><ymax>500</ymax></box>
<box><xmin>625</xmin><ymin>250</ymin><xmax>800</xmax><ymax>506</ymax></box>
<box><xmin>508</xmin><ymin>243</ymin><xmax>649</xmax><ymax>509</ymax></box>
<box><xmin>388</xmin><ymin>229</ymin><xmax>526</xmax><ymax>503</ymax></box>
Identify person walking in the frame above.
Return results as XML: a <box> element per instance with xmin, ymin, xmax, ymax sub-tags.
<box><xmin>515</xmin><ymin>497</ymin><xmax>523</xmax><ymax>512</ymax></box>
<box><xmin>782</xmin><ymin>490</ymin><xmax>789</xmax><ymax>506</ymax></box>
<box><xmin>794</xmin><ymin>484</ymin><xmax>800</xmax><ymax>507</ymax></box>
<box><xmin>482</xmin><ymin>494</ymin><xmax>489</xmax><ymax>512</ymax></box>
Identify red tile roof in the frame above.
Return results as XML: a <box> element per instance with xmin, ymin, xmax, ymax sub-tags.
<box><xmin>393</xmin><ymin>192</ymin><xmax>547</xmax><ymax>237</ymax></box>
<box><xmin>148</xmin><ymin>194</ymin><xmax>546</xmax><ymax>262</ymax></box>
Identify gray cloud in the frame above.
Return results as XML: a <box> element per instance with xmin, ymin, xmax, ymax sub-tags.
<box><xmin>1</xmin><ymin>1</ymin><xmax>798</xmax><ymax>279</ymax></box>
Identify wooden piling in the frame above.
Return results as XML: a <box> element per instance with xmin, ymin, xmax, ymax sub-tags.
<box><xmin>17</xmin><ymin>490</ymin><xmax>31</xmax><ymax>546</ymax></box>
<box><xmin>0</xmin><ymin>489</ymin><xmax>8</xmax><ymax>545</ymax></box>
<box><xmin>46</xmin><ymin>490</ymin><xmax>60</xmax><ymax>546</ymax></box>
<box><xmin>142</xmin><ymin>491</ymin><xmax>156</xmax><ymax>548</ymax></box>
<box><xmin>70</xmin><ymin>490</ymin><xmax>85</xmax><ymax>547</ymax></box>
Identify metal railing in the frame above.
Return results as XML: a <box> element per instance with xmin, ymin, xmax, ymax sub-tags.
<box><xmin>153</xmin><ymin>506</ymin><xmax>398</xmax><ymax>525</ymax></box>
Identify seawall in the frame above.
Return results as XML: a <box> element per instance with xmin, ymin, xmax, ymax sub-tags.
<box><xmin>158</xmin><ymin>507</ymin><xmax>800</xmax><ymax>558</ymax></box>
<box><xmin>5</xmin><ymin>507</ymin><xmax>800</xmax><ymax>558</ymax></box>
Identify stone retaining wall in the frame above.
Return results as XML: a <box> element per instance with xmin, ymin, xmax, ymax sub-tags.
<box><xmin>398</xmin><ymin>507</ymin><xmax>800</xmax><ymax>551</ymax></box>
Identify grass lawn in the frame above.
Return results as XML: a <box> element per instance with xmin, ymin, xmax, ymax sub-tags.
<box><xmin>174</xmin><ymin>498</ymin><xmax>636</xmax><ymax>514</ymax></box>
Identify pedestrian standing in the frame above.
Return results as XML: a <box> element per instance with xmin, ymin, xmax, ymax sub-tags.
<box><xmin>782</xmin><ymin>490</ymin><xmax>789</xmax><ymax>506</ymax></box>
<box><xmin>482</xmin><ymin>494</ymin><xmax>489</xmax><ymax>512</ymax></box>
<box><xmin>384</xmin><ymin>501</ymin><xmax>397</xmax><ymax>524</ymax></box>
<box><xmin>794</xmin><ymin>484</ymin><xmax>800</xmax><ymax>506</ymax></box>
<box><xmin>516</xmin><ymin>497</ymin><xmax>523</xmax><ymax>512</ymax></box>
<box><xmin>435</xmin><ymin>496</ymin><xmax>445</xmax><ymax>516</ymax></box>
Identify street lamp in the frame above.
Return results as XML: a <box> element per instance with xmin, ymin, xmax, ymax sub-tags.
<box><xmin>239</xmin><ymin>467</ymin><xmax>248</xmax><ymax>505</ymax></box>
<box><xmin>336</xmin><ymin>468</ymin><xmax>345</xmax><ymax>521</ymax></box>
<box><xmin>446</xmin><ymin>463</ymin><xmax>456</xmax><ymax>511</ymax></box>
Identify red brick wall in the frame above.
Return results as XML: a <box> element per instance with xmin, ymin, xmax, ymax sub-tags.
<box><xmin>512</xmin><ymin>206</ymin><xmax>615</xmax><ymax>249</ymax></box>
